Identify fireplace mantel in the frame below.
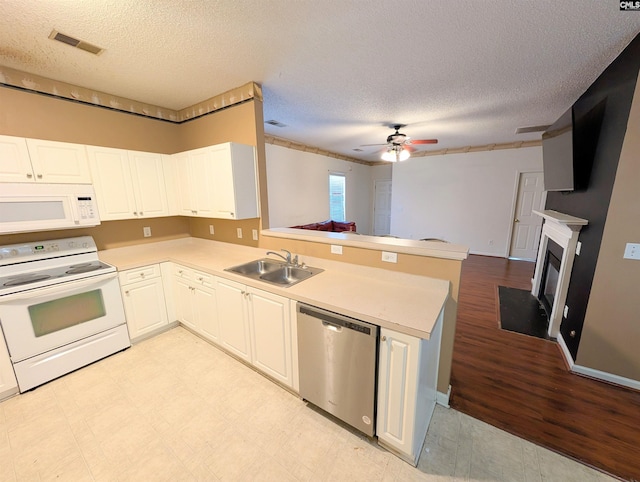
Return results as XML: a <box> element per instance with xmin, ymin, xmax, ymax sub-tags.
<box><xmin>531</xmin><ymin>210</ymin><xmax>588</xmax><ymax>339</ymax></box>
<box><xmin>532</xmin><ymin>210</ymin><xmax>588</xmax><ymax>229</ymax></box>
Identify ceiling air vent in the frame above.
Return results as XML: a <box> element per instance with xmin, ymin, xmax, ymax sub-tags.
<box><xmin>265</xmin><ymin>120</ymin><xmax>287</xmax><ymax>127</ymax></box>
<box><xmin>49</xmin><ymin>30</ymin><xmax>104</xmax><ymax>55</ymax></box>
<box><xmin>515</xmin><ymin>125</ymin><xmax>550</xmax><ymax>134</ymax></box>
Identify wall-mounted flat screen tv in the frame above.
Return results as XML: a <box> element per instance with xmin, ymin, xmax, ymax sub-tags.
<box><xmin>542</xmin><ymin>99</ymin><xmax>606</xmax><ymax>192</ymax></box>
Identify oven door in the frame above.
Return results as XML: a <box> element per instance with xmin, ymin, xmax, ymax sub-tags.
<box><xmin>0</xmin><ymin>272</ymin><xmax>126</xmax><ymax>362</ymax></box>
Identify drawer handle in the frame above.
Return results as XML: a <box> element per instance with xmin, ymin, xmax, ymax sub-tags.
<box><xmin>197</xmin><ymin>277</ymin><xmax>203</xmax><ymax>281</ymax></box>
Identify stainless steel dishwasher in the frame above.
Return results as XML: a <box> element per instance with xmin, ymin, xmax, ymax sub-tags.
<box><xmin>297</xmin><ymin>302</ymin><xmax>378</xmax><ymax>436</ymax></box>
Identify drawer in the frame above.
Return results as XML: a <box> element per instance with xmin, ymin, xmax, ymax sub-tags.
<box><xmin>192</xmin><ymin>269</ymin><xmax>214</xmax><ymax>288</ymax></box>
<box><xmin>119</xmin><ymin>264</ymin><xmax>161</xmax><ymax>285</ymax></box>
<box><xmin>172</xmin><ymin>264</ymin><xmax>194</xmax><ymax>280</ymax></box>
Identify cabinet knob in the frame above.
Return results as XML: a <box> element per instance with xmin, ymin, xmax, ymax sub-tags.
<box><xmin>125</xmin><ymin>290</ymin><xmax>130</xmax><ymax>296</ymax></box>
<box><xmin>140</xmin><ymin>273</ymin><xmax>145</xmax><ymax>278</ymax></box>
<box><xmin>26</xmin><ymin>173</ymin><xmax>33</xmax><ymax>178</ymax></box>
<box><xmin>381</xmin><ymin>335</ymin><xmax>387</xmax><ymax>342</ymax></box>
<box><xmin>37</xmin><ymin>174</ymin><xmax>43</xmax><ymax>179</ymax></box>
<box><xmin>570</xmin><ymin>330</ymin><xmax>576</xmax><ymax>338</ymax></box>
<box><xmin>192</xmin><ymin>210</ymin><xmax>197</xmax><ymax>214</ymax></box>
<box><xmin>140</xmin><ymin>212</ymin><xmax>143</xmax><ymax>216</ymax></box>
<box><xmin>178</xmin><ymin>270</ymin><xmax>183</xmax><ymax>274</ymax></box>
<box><xmin>133</xmin><ymin>212</ymin><xmax>138</xmax><ymax>216</ymax></box>
<box><xmin>197</xmin><ymin>277</ymin><xmax>203</xmax><ymax>281</ymax></box>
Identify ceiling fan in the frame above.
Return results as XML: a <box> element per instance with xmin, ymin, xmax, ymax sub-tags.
<box><xmin>362</xmin><ymin>124</ymin><xmax>438</xmax><ymax>162</ymax></box>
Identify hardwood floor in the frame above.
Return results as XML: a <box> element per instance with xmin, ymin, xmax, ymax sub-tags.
<box><xmin>450</xmin><ymin>255</ymin><xmax>640</xmax><ymax>481</ymax></box>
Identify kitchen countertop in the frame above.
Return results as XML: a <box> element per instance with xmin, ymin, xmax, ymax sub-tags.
<box><xmin>99</xmin><ymin>237</ymin><xmax>450</xmax><ymax>340</ymax></box>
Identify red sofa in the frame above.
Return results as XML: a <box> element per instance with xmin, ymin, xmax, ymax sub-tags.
<box><xmin>290</xmin><ymin>220</ymin><xmax>356</xmax><ymax>233</ymax></box>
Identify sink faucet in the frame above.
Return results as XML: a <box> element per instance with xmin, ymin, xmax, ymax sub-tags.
<box><xmin>266</xmin><ymin>249</ymin><xmax>298</xmax><ymax>266</ymax></box>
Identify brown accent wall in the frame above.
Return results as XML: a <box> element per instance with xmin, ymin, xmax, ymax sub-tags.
<box><xmin>0</xmin><ymin>87</ymin><xmax>179</xmax><ymax>152</ymax></box>
<box><xmin>189</xmin><ymin>218</ymin><xmax>260</xmax><ymax>247</ymax></box>
<box><xmin>0</xmin><ymin>217</ymin><xmax>190</xmax><ymax>251</ymax></box>
<box><xmin>576</xmin><ymin>76</ymin><xmax>640</xmax><ymax>379</ymax></box>
<box><xmin>259</xmin><ymin>235</ymin><xmax>462</xmax><ymax>394</ymax></box>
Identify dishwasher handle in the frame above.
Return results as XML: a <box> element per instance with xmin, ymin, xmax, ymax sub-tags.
<box><xmin>298</xmin><ymin>303</ymin><xmax>375</xmax><ymax>336</ymax></box>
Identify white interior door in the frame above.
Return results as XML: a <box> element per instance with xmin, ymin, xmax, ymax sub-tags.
<box><xmin>373</xmin><ymin>180</ymin><xmax>392</xmax><ymax>235</ymax></box>
<box><xmin>509</xmin><ymin>172</ymin><xmax>546</xmax><ymax>260</ymax></box>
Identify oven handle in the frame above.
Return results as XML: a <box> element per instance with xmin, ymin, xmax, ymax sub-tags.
<box><xmin>0</xmin><ymin>271</ymin><xmax>119</xmax><ymax>302</ymax></box>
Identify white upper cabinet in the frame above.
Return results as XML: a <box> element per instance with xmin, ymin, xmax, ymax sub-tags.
<box><xmin>87</xmin><ymin>146</ymin><xmax>169</xmax><ymax>220</ymax></box>
<box><xmin>0</xmin><ymin>135</ymin><xmax>91</xmax><ymax>184</ymax></box>
<box><xmin>175</xmin><ymin>142</ymin><xmax>258</xmax><ymax>220</ymax></box>
<box><xmin>0</xmin><ymin>135</ymin><xmax>32</xmax><ymax>183</ymax></box>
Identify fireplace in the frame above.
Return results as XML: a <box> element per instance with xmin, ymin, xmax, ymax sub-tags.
<box><xmin>531</xmin><ymin>210</ymin><xmax>588</xmax><ymax>338</ymax></box>
<box><xmin>539</xmin><ymin>242</ymin><xmax>562</xmax><ymax>318</ymax></box>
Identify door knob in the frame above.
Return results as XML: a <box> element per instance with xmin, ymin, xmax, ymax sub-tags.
<box><xmin>515</xmin><ymin>219</ymin><xmax>520</xmax><ymax>223</ymax></box>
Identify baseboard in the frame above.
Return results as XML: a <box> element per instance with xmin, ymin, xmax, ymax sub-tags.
<box><xmin>436</xmin><ymin>385</ymin><xmax>451</xmax><ymax>407</ymax></box>
<box><xmin>558</xmin><ymin>334</ymin><xmax>640</xmax><ymax>391</ymax></box>
<box><xmin>572</xmin><ymin>363</ymin><xmax>640</xmax><ymax>391</ymax></box>
<box><xmin>557</xmin><ymin>334</ymin><xmax>575</xmax><ymax>370</ymax></box>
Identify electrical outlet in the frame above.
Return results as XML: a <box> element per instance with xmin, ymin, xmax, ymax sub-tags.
<box><xmin>331</xmin><ymin>245</ymin><xmax>343</xmax><ymax>255</ymax></box>
<box><xmin>576</xmin><ymin>241</ymin><xmax>582</xmax><ymax>255</ymax></box>
<box><xmin>563</xmin><ymin>305</ymin><xmax>569</xmax><ymax>318</ymax></box>
<box><xmin>143</xmin><ymin>226</ymin><xmax>151</xmax><ymax>238</ymax></box>
<box><xmin>209</xmin><ymin>225</ymin><xmax>215</xmax><ymax>235</ymax></box>
<box><xmin>382</xmin><ymin>251</ymin><xmax>398</xmax><ymax>263</ymax></box>
<box><xmin>623</xmin><ymin>242</ymin><xmax>640</xmax><ymax>260</ymax></box>
<box><xmin>252</xmin><ymin>229</ymin><xmax>258</xmax><ymax>241</ymax></box>
<box><xmin>236</xmin><ymin>228</ymin><xmax>243</xmax><ymax>239</ymax></box>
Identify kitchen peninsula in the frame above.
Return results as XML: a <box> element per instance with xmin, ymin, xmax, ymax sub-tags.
<box><xmin>98</xmin><ymin>235</ymin><xmax>465</xmax><ymax>464</ymax></box>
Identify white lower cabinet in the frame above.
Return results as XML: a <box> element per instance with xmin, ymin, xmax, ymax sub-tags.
<box><xmin>247</xmin><ymin>287</ymin><xmax>293</xmax><ymax>387</ymax></box>
<box><xmin>214</xmin><ymin>277</ymin><xmax>294</xmax><ymax>388</ymax></box>
<box><xmin>172</xmin><ymin>265</ymin><xmax>220</xmax><ymax>344</ymax></box>
<box><xmin>0</xmin><ymin>325</ymin><xmax>18</xmax><ymax>400</ymax></box>
<box><xmin>119</xmin><ymin>264</ymin><xmax>169</xmax><ymax>341</ymax></box>
<box><xmin>377</xmin><ymin>310</ymin><xmax>443</xmax><ymax>466</ymax></box>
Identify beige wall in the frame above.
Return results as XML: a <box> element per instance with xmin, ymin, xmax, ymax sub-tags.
<box><xmin>259</xmin><ymin>235</ymin><xmax>463</xmax><ymax>394</ymax></box>
<box><xmin>576</xmin><ymin>76</ymin><xmax>640</xmax><ymax>379</ymax></box>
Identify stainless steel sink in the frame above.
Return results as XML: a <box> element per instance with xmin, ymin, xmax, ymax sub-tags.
<box><xmin>225</xmin><ymin>258</ymin><xmax>323</xmax><ymax>287</ymax></box>
<box><xmin>226</xmin><ymin>258</ymin><xmax>283</xmax><ymax>276</ymax></box>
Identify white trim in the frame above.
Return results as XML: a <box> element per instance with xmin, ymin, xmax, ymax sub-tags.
<box><xmin>531</xmin><ymin>210</ymin><xmax>588</xmax><ymax>338</ymax></box>
<box><xmin>557</xmin><ymin>333</ymin><xmax>575</xmax><ymax>369</ymax></box>
<box><xmin>557</xmin><ymin>334</ymin><xmax>640</xmax><ymax>391</ymax></box>
<box><xmin>436</xmin><ymin>385</ymin><xmax>451</xmax><ymax>407</ymax></box>
<box><xmin>572</xmin><ymin>363</ymin><xmax>640</xmax><ymax>392</ymax></box>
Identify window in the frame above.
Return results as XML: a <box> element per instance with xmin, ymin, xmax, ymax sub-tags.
<box><xmin>329</xmin><ymin>172</ymin><xmax>346</xmax><ymax>221</ymax></box>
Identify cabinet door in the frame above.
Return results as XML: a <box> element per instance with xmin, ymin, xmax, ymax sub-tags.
<box><xmin>194</xmin><ymin>284</ymin><xmax>220</xmax><ymax>344</ymax></box>
<box><xmin>0</xmin><ymin>327</ymin><xmax>18</xmax><ymax>398</ymax></box>
<box><xmin>377</xmin><ymin>328</ymin><xmax>420</xmax><ymax>459</ymax></box>
<box><xmin>248</xmin><ymin>288</ymin><xmax>292</xmax><ymax>387</ymax></box>
<box><xmin>215</xmin><ymin>278</ymin><xmax>251</xmax><ymax>362</ymax></box>
<box><xmin>87</xmin><ymin>146</ymin><xmax>137</xmax><ymax>220</ymax></box>
<box><xmin>128</xmin><ymin>151</ymin><xmax>169</xmax><ymax>218</ymax></box>
<box><xmin>188</xmin><ymin>148</ymin><xmax>216</xmax><ymax>217</ymax></box>
<box><xmin>0</xmin><ymin>135</ymin><xmax>34</xmax><ymax>183</ymax></box>
<box><xmin>210</xmin><ymin>144</ymin><xmax>237</xmax><ymax>219</ymax></box>
<box><xmin>173</xmin><ymin>277</ymin><xmax>196</xmax><ymax>331</ymax></box>
<box><xmin>121</xmin><ymin>278</ymin><xmax>168</xmax><ymax>341</ymax></box>
<box><xmin>25</xmin><ymin>138</ymin><xmax>91</xmax><ymax>183</ymax></box>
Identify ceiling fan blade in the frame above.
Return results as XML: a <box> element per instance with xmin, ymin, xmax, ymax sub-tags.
<box><xmin>360</xmin><ymin>143</ymin><xmax>387</xmax><ymax>147</ymax></box>
<box><xmin>410</xmin><ymin>139</ymin><xmax>438</xmax><ymax>145</ymax></box>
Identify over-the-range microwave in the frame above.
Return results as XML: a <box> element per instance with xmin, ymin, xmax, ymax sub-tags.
<box><xmin>0</xmin><ymin>183</ymin><xmax>101</xmax><ymax>234</ymax></box>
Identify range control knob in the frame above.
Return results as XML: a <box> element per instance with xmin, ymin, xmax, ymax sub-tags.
<box><xmin>10</xmin><ymin>249</ymin><xmax>18</xmax><ymax>257</ymax></box>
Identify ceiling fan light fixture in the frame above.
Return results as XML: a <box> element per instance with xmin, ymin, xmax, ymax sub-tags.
<box><xmin>381</xmin><ymin>145</ymin><xmax>410</xmax><ymax>162</ymax></box>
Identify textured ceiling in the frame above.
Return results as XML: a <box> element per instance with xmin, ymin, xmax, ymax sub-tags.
<box><xmin>0</xmin><ymin>1</ymin><xmax>638</xmax><ymax>162</ymax></box>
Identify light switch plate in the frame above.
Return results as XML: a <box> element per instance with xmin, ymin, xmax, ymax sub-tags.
<box><xmin>576</xmin><ymin>241</ymin><xmax>582</xmax><ymax>256</ymax></box>
<box><xmin>252</xmin><ymin>229</ymin><xmax>258</xmax><ymax>241</ymax></box>
<box><xmin>623</xmin><ymin>242</ymin><xmax>640</xmax><ymax>260</ymax></box>
<box><xmin>563</xmin><ymin>305</ymin><xmax>569</xmax><ymax>318</ymax></box>
<box><xmin>236</xmin><ymin>228</ymin><xmax>243</xmax><ymax>239</ymax></box>
<box><xmin>209</xmin><ymin>225</ymin><xmax>214</xmax><ymax>235</ymax></box>
<box><xmin>143</xmin><ymin>226</ymin><xmax>151</xmax><ymax>238</ymax></box>
<box><xmin>331</xmin><ymin>245</ymin><xmax>343</xmax><ymax>255</ymax></box>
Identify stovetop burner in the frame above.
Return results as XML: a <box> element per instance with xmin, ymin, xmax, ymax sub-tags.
<box><xmin>66</xmin><ymin>263</ymin><xmax>104</xmax><ymax>275</ymax></box>
<box><xmin>3</xmin><ymin>274</ymin><xmax>52</xmax><ymax>287</ymax></box>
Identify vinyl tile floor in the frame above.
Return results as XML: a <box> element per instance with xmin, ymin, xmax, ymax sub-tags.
<box><xmin>0</xmin><ymin>327</ymin><xmax>617</xmax><ymax>481</ymax></box>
